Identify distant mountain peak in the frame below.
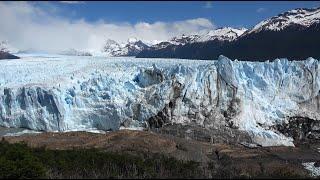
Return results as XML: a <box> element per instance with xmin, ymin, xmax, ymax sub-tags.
<box><xmin>137</xmin><ymin>7</ymin><xmax>320</xmax><ymax>60</ymax></box>
<box><xmin>247</xmin><ymin>7</ymin><xmax>320</xmax><ymax>34</ymax></box>
<box><xmin>150</xmin><ymin>27</ymin><xmax>247</xmax><ymax>50</ymax></box>
<box><xmin>199</xmin><ymin>27</ymin><xmax>247</xmax><ymax>41</ymax></box>
<box><xmin>101</xmin><ymin>38</ymin><xmax>148</xmax><ymax>57</ymax></box>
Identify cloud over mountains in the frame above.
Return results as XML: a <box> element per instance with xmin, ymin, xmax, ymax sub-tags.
<box><xmin>0</xmin><ymin>2</ymin><xmax>215</xmax><ymax>53</ymax></box>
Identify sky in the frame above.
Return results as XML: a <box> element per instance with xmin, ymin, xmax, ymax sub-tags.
<box><xmin>0</xmin><ymin>1</ymin><xmax>319</xmax><ymax>53</ymax></box>
<box><xmin>49</xmin><ymin>1</ymin><xmax>320</xmax><ymax>28</ymax></box>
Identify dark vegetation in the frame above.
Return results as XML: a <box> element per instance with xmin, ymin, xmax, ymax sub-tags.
<box><xmin>0</xmin><ymin>137</ymin><xmax>312</xmax><ymax>179</ymax></box>
<box><xmin>0</xmin><ymin>139</ymin><xmax>203</xmax><ymax>179</ymax></box>
<box><xmin>209</xmin><ymin>156</ymin><xmax>309</xmax><ymax>179</ymax></box>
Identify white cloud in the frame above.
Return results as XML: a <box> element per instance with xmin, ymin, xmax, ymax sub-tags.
<box><xmin>256</xmin><ymin>8</ymin><xmax>267</xmax><ymax>13</ymax></box>
<box><xmin>0</xmin><ymin>2</ymin><xmax>215</xmax><ymax>53</ymax></box>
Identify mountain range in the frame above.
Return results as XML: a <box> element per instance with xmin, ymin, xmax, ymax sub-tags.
<box><xmin>1</xmin><ymin>7</ymin><xmax>319</xmax><ymax>61</ymax></box>
<box><xmin>137</xmin><ymin>7</ymin><xmax>320</xmax><ymax>61</ymax></box>
<box><xmin>96</xmin><ymin>27</ymin><xmax>247</xmax><ymax>57</ymax></box>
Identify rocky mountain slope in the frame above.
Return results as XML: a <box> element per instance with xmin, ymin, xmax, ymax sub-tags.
<box><xmin>245</xmin><ymin>7</ymin><xmax>320</xmax><ymax>34</ymax></box>
<box><xmin>149</xmin><ymin>27</ymin><xmax>246</xmax><ymax>50</ymax></box>
<box><xmin>101</xmin><ymin>38</ymin><xmax>149</xmax><ymax>57</ymax></box>
<box><xmin>137</xmin><ymin>7</ymin><xmax>320</xmax><ymax>61</ymax></box>
<box><xmin>100</xmin><ymin>28</ymin><xmax>246</xmax><ymax>57</ymax></box>
<box><xmin>0</xmin><ymin>51</ymin><xmax>20</xmax><ymax>60</ymax></box>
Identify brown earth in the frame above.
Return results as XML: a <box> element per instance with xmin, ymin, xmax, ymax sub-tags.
<box><xmin>2</xmin><ymin>130</ymin><xmax>214</xmax><ymax>163</ymax></box>
<box><xmin>2</xmin><ymin>129</ymin><xmax>320</xmax><ymax>178</ymax></box>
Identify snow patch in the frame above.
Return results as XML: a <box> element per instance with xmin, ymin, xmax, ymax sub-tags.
<box><xmin>247</xmin><ymin>7</ymin><xmax>320</xmax><ymax>34</ymax></box>
<box><xmin>302</xmin><ymin>162</ymin><xmax>320</xmax><ymax>177</ymax></box>
<box><xmin>3</xmin><ymin>129</ymin><xmax>42</xmax><ymax>137</ymax></box>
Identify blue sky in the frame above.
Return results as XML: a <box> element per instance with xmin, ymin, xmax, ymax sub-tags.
<box><xmin>45</xmin><ymin>1</ymin><xmax>319</xmax><ymax>29</ymax></box>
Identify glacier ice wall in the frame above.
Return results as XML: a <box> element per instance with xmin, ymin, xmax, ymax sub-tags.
<box><xmin>0</xmin><ymin>54</ymin><xmax>319</xmax><ymax>146</ymax></box>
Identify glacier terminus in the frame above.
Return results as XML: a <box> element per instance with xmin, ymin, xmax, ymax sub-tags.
<box><xmin>0</xmin><ymin>54</ymin><xmax>319</xmax><ymax>147</ymax></box>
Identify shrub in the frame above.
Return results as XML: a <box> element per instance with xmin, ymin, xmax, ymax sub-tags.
<box><xmin>0</xmin><ymin>140</ymin><xmax>203</xmax><ymax>179</ymax></box>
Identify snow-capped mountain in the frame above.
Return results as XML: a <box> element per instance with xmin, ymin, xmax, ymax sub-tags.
<box><xmin>198</xmin><ymin>27</ymin><xmax>247</xmax><ymax>42</ymax></box>
<box><xmin>151</xmin><ymin>34</ymin><xmax>200</xmax><ymax>50</ymax></box>
<box><xmin>151</xmin><ymin>27</ymin><xmax>247</xmax><ymax>50</ymax></box>
<box><xmin>123</xmin><ymin>38</ymin><xmax>149</xmax><ymax>56</ymax></box>
<box><xmin>103</xmin><ymin>28</ymin><xmax>247</xmax><ymax>56</ymax></box>
<box><xmin>101</xmin><ymin>39</ymin><xmax>123</xmax><ymax>56</ymax></box>
<box><xmin>169</xmin><ymin>34</ymin><xmax>200</xmax><ymax>45</ymax></box>
<box><xmin>138</xmin><ymin>7</ymin><xmax>320</xmax><ymax>61</ymax></box>
<box><xmin>101</xmin><ymin>38</ymin><xmax>149</xmax><ymax>56</ymax></box>
<box><xmin>246</xmin><ymin>7</ymin><xmax>320</xmax><ymax>34</ymax></box>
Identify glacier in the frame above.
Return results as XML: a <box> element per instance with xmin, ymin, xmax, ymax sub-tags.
<box><xmin>0</xmin><ymin>54</ymin><xmax>319</xmax><ymax>146</ymax></box>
